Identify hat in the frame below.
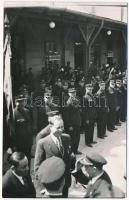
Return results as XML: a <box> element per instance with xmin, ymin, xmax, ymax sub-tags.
<box><xmin>105</xmin><ymin>64</ymin><xmax>110</xmax><ymax>68</ymax></box>
<box><xmin>116</xmin><ymin>79</ymin><xmax>121</xmax><ymax>84</ymax></box>
<box><xmin>110</xmin><ymin>79</ymin><xmax>115</xmax><ymax>83</ymax></box>
<box><xmin>44</xmin><ymin>91</ymin><xmax>52</xmax><ymax>97</ymax></box>
<box><xmin>79</xmin><ymin>77</ymin><xmax>85</xmax><ymax>82</ymax></box>
<box><xmin>38</xmin><ymin>156</ymin><xmax>65</xmax><ymax>194</ymax></box>
<box><xmin>68</xmin><ymin>88</ymin><xmax>76</xmax><ymax>93</ymax></box>
<box><xmin>40</xmin><ymin>79</ymin><xmax>45</xmax><ymax>84</ymax></box>
<box><xmin>99</xmin><ymin>81</ymin><xmax>105</xmax><ymax>86</ymax></box>
<box><xmin>15</xmin><ymin>94</ymin><xmax>27</xmax><ymax>102</ymax></box>
<box><xmin>86</xmin><ymin>84</ymin><xmax>93</xmax><ymax>88</ymax></box>
<box><xmin>47</xmin><ymin>110</ymin><xmax>60</xmax><ymax>117</ymax></box>
<box><xmin>80</xmin><ymin>152</ymin><xmax>107</xmax><ymax>168</ymax></box>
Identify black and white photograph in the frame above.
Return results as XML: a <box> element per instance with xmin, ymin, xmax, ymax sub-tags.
<box><xmin>1</xmin><ymin>0</ymin><xmax>127</xmax><ymax>198</ymax></box>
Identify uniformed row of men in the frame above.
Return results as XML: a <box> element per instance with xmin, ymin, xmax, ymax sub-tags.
<box><xmin>3</xmin><ymin>67</ymin><xmax>127</xmax><ymax>198</ymax></box>
<box><xmin>7</xmin><ymin>74</ymin><xmax>127</xmax><ymax>163</ymax></box>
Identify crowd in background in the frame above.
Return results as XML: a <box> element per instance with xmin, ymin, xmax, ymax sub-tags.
<box><xmin>3</xmin><ymin>61</ymin><xmax>127</xmax><ymax>198</ymax></box>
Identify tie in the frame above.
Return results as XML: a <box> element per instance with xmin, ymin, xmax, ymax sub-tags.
<box><xmin>56</xmin><ymin>137</ymin><xmax>64</xmax><ymax>155</ymax></box>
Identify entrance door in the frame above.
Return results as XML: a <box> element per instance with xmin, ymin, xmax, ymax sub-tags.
<box><xmin>74</xmin><ymin>43</ymin><xmax>84</xmax><ymax>70</ymax></box>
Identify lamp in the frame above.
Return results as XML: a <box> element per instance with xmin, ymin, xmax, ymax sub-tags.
<box><xmin>107</xmin><ymin>30</ymin><xmax>111</xmax><ymax>36</ymax></box>
<box><xmin>49</xmin><ymin>21</ymin><xmax>55</xmax><ymax>29</ymax></box>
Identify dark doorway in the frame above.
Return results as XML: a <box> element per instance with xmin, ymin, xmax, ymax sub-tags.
<box><xmin>74</xmin><ymin>43</ymin><xmax>84</xmax><ymax>69</ymax></box>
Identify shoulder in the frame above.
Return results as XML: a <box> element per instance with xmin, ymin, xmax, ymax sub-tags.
<box><xmin>61</xmin><ymin>133</ymin><xmax>71</xmax><ymax>143</ymax></box>
<box><xmin>3</xmin><ymin>169</ymin><xmax>13</xmax><ymax>187</ymax></box>
<box><xmin>37</xmin><ymin>135</ymin><xmax>51</xmax><ymax>146</ymax></box>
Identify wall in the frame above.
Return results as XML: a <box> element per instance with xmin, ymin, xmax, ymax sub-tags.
<box><xmin>25</xmin><ymin>21</ymin><xmax>62</xmax><ymax>77</ymax></box>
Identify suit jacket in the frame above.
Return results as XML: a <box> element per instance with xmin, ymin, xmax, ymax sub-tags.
<box><xmin>2</xmin><ymin>169</ymin><xmax>36</xmax><ymax>198</ymax></box>
<box><xmin>85</xmin><ymin>171</ymin><xmax>113</xmax><ymax>198</ymax></box>
<box><xmin>34</xmin><ymin>134</ymin><xmax>71</xmax><ymax>187</ymax></box>
<box><xmin>36</xmin><ymin>124</ymin><xmax>51</xmax><ymax>143</ymax></box>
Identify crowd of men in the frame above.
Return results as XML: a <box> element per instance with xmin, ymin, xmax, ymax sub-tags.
<box><xmin>3</xmin><ymin>61</ymin><xmax>127</xmax><ymax>198</ymax></box>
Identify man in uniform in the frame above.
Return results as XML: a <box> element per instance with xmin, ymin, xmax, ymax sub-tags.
<box><xmin>107</xmin><ymin>80</ymin><xmax>117</xmax><ymax>132</ymax></box>
<box><xmin>115</xmin><ymin>79</ymin><xmax>122</xmax><ymax>126</ymax></box>
<box><xmin>34</xmin><ymin>117</ymin><xmax>71</xmax><ymax>197</ymax></box>
<box><xmin>83</xmin><ymin>84</ymin><xmax>97</xmax><ymax>147</ymax></box>
<box><xmin>33</xmin><ymin>91</ymin><xmax>58</xmax><ymax>133</ymax></box>
<box><xmin>62</xmin><ymin>88</ymin><xmax>81</xmax><ymax>154</ymax></box>
<box><xmin>120</xmin><ymin>77</ymin><xmax>127</xmax><ymax>122</ymax></box>
<box><xmin>12</xmin><ymin>95</ymin><xmax>33</xmax><ymax>165</ymax></box>
<box><xmin>96</xmin><ymin>81</ymin><xmax>109</xmax><ymax>138</ymax></box>
<box><xmin>76</xmin><ymin>78</ymin><xmax>85</xmax><ymax>133</ymax></box>
<box><xmin>37</xmin><ymin>156</ymin><xmax>66</xmax><ymax>198</ymax></box>
<box><xmin>73</xmin><ymin>152</ymin><xmax>113</xmax><ymax>198</ymax></box>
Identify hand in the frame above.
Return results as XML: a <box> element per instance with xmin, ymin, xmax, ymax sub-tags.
<box><xmin>69</xmin><ymin>126</ymin><xmax>73</xmax><ymax>131</ymax></box>
<box><xmin>86</xmin><ymin>120</ymin><xmax>89</xmax><ymax>124</ymax></box>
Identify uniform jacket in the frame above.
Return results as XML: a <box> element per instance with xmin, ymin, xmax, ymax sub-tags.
<box><xmin>2</xmin><ymin>169</ymin><xmax>36</xmax><ymax>198</ymax></box>
<box><xmin>62</xmin><ymin>96</ymin><xmax>81</xmax><ymax>128</ymax></box>
<box><xmin>107</xmin><ymin>87</ymin><xmax>117</xmax><ymax>111</ymax></box>
<box><xmin>116</xmin><ymin>87</ymin><xmax>122</xmax><ymax>107</ymax></box>
<box><xmin>83</xmin><ymin>93</ymin><xmax>97</xmax><ymax>121</ymax></box>
<box><xmin>85</xmin><ymin>171</ymin><xmax>113</xmax><ymax>198</ymax></box>
<box><xmin>13</xmin><ymin>107</ymin><xmax>33</xmax><ymax>147</ymax></box>
<box><xmin>34</xmin><ymin>134</ymin><xmax>71</xmax><ymax>187</ymax></box>
<box><xmin>34</xmin><ymin>102</ymin><xmax>58</xmax><ymax>132</ymax></box>
<box><xmin>96</xmin><ymin>90</ymin><xmax>108</xmax><ymax>113</ymax></box>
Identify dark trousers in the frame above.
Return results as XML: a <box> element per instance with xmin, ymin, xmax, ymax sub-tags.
<box><xmin>62</xmin><ymin>185</ymin><xmax>69</xmax><ymax>198</ymax></box>
<box><xmin>107</xmin><ymin>110</ymin><xmax>116</xmax><ymax>130</ymax></box>
<box><xmin>84</xmin><ymin>120</ymin><xmax>95</xmax><ymax>145</ymax></box>
<box><xmin>116</xmin><ymin>109</ymin><xmax>121</xmax><ymax>124</ymax></box>
<box><xmin>66</xmin><ymin>126</ymin><xmax>80</xmax><ymax>153</ymax></box>
<box><xmin>97</xmin><ymin>112</ymin><xmax>107</xmax><ymax>138</ymax></box>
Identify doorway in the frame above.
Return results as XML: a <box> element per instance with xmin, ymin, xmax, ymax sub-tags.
<box><xmin>74</xmin><ymin>43</ymin><xmax>84</xmax><ymax>70</ymax></box>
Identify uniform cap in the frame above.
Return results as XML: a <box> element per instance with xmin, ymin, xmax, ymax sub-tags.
<box><xmin>68</xmin><ymin>88</ymin><xmax>76</xmax><ymax>93</ymax></box>
<box><xmin>99</xmin><ymin>81</ymin><xmax>105</xmax><ymax>86</ymax></box>
<box><xmin>40</xmin><ymin>79</ymin><xmax>45</xmax><ymax>84</ymax></box>
<box><xmin>44</xmin><ymin>91</ymin><xmax>52</xmax><ymax>97</ymax></box>
<box><xmin>80</xmin><ymin>152</ymin><xmax>107</xmax><ymax>168</ymax></box>
<box><xmin>79</xmin><ymin>77</ymin><xmax>85</xmax><ymax>82</ymax></box>
<box><xmin>86</xmin><ymin>84</ymin><xmax>93</xmax><ymax>88</ymax></box>
<box><xmin>116</xmin><ymin>79</ymin><xmax>121</xmax><ymax>84</ymax></box>
<box><xmin>15</xmin><ymin>94</ymin><xmax>27</xmax><ymax>102</ymax></box>
<box><xmin>110</xmin><ymin>79</ymin><xmax>115</xmax><ymax>83</ymax></box>
<box><xmin>38</xmin><ymin>156</ymin><xmax>65</xmax><ymax>194</ymax></box>
<box><xmin>47</xmin><ymin>110</ymin><xmax>60</xmax><ymax>117</ymax></box>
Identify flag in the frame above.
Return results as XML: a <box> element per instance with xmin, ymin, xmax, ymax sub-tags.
<box><xmin>3</xmin><ymin>29</ymin><xmax>15</xmax><ymax>135</ymax></box>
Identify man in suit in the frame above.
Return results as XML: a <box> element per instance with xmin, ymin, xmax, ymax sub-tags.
<box><xmin>74</xmin><ymin>152</ymin><xmax>113</xmax><ymax>198</ymax></box>
<box><xmin>2</xmin><ymin>152</ymin><xmax>36</xmax><ymax>198</ymax></box>
<box><xmin>34</xmin><ymin>116</ymin><xmax>71</xmax><ymax>197</ymax></box>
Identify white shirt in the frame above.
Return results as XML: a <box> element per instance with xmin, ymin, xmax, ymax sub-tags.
<box><xmin>12</xmin><ymin>170</ymin><xmax>25</xmax><ymax>185</ymax></box>
<box><xmin>51</xmin><ymin>134</ymin><xmax>61</xmax><ymax>149</ymax></box>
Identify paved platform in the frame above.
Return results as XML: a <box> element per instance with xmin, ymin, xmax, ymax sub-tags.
<box><xmin>69</xmin><ymin>122</ymin><xmax>127</xmax><ymax>197</ymax></box>
<box><xmin>3</xmin><ymin>122</ymin><xmax>127</xmax><ymax>197</ymax></box>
